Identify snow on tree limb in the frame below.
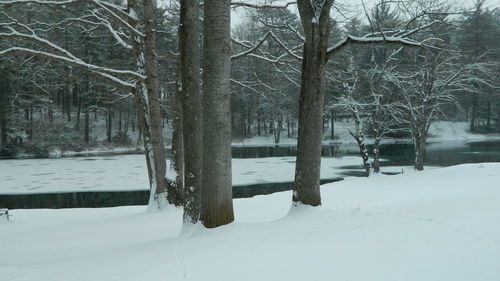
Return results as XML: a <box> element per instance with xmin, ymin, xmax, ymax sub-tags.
<box><xmin>0</xmin><ymin>47</ymin><xmax>138</xmax><ymax>90</ymax></box>
<box><xmin>327</xmin><ymin>35</ymin><xmax>422</xmax><ymax>57</ymax></box>
<box><xmin>229</xmin><ymin>1</ymin><xmax>297</xmax><ymax>9</ymax></box>
<box><xmin>232</xmin><ymin>30</ymin><xmax>302</xmax><ymax>61</ymax></box>
<box><xmin>0</xmin><ymin>0</ymin><xmax>144</xmax><ymax>37</ymax></box>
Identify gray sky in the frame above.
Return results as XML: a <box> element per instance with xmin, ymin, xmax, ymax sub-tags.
<box><xmin>230</xmin><ymin>0</ymin><xmax>500</xmax><ymax>28</ymax></box>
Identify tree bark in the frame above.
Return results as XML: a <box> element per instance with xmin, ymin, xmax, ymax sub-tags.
<box><xmin>76</xmin><ymin>97</ymin><xmax>82</xmax><ymax>130</ymax></box>
<box><xmin>179</xmin><ymin>0</ymin><xmax>203</xmax><ymax>224</ymax></box>
<box><xmin>414</xmin><ymin>134</ymin><xmax>426</xmax><ymax>171</ymax></box>
<box><xmin>167</xmin><ymin>80</ymin><xmax>185</xmax><ymax>206</ymax></box>
<box><xmin>106</xmin><ymin>111</ymin><xmax>112</xmax><ymax>143</ymax></box>
<box><xmin>0</xmin><ymin>70</ymin><xmax>9</xmax><ymax>149</ymax></box>
<box><xmin>84</xmin><ymin>109</ymin><xmax>90</xmax><ymax>144</ymax></box>
<box><xmin>143</xmin><ymin>0</ymin><xmax>167</xmax><ymax>199</ymax></box>
<box><xmin>292</xmin><ymin>0</ymin><xmax>334</xmax><ymax>206</ymax></box>
<box><xmin>201</xmin><ymin>0</ymin><xmax>234</xmax><ymax>228</ymax></box>
<box><xmin>330</xmin><ymin>108</ymin><xmax>335</xmax><ymax>140</ymax></box>
<box><xmin>486</xmin><ymin>100</ymin><xmax>491</xmax><ymax>129</ymax></box>
<box><xmin>471</xmin><ymin>92</ymin><xmax>477</xmax><ymax>132</ymax></box>
<box><xmin>127</xmin><ymin>0</ymin><xmax>167</xmax><ymax>207</ymax></box>
<box><xmin>373</xmin><ymin>138</ymin><xmax>381</xmax><ymax>173</ymax></box>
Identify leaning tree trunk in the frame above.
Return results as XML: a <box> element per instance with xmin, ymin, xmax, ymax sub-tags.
<box><xmin>127</xmin><ymin>0</ymin><xmax>167</xmax><ymax>208</ymax></box>
<box><xmin>179</xmin><ymin>0</ymin><xmax>203</xmax><ymax>224</ymax></box>
<box><xmin>201</xmin><ymin>0</ymin><xmax>234</xmax><ymax>228</ymax></box>
<box><xmin>292</xmin><ymin>0</ymin><xmax>334</xmax><ymax>207</ymax></box>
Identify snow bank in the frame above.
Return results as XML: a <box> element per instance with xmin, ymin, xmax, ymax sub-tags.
<box><xmin>1</xmin><ymin>163</ymin><xmax>499</xmax><ymax>281</ymax></box>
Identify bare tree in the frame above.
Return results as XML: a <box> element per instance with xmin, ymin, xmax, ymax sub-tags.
<box><xmin>390</xmin><ymin>48</ymin><xmax>494</xmax><ymax>170</ymax></box>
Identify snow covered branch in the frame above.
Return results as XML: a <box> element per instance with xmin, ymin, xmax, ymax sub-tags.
<box><xmin>0</xmin><ymin>47</ymin><xmax>138</xmax><ymax>90</ymax></box>
<box><xmin>327</xmin><ymin>35</ymin><xmax>422</xmax><ymax>58</ymax></box>
<box><xmin>229</xmin><ymin>1</ymin><xmax>297</xmax><ymax>9</ymax></box>
<box><xmin>0</xmin><ymin>0</ymin><xmax>144</xmax><ymax>37</ymax></box>
<box><xmin>232</xmin><ymin>30</ymin><xmax>302</xmax><ymax>61</ymax></box>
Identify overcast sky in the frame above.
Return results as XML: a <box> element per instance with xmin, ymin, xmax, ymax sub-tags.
<box><xmin>230</xmin><ymin>0</ymin><xmax>500</xmax><ymax>28</ymax></box>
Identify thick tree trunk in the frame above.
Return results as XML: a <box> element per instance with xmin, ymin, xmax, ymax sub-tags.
<box><xmin>168</xmin><ymin>81</ymin><xmax>185</xmax><ymax>206</ymax></box>
<box><xmin>292</xmin><ymin>0</ymin><xmax>333</xmax><ymax>206</ymax></box>
<box><xmin>201</xmin><ymin>0</ymin><xmax>234</xmax><ymax>228</ymax></box>
<box><xmin>414</xmin><ymin>134</ymin><xmax>426</xmax><ymax>171</ymax></box>
<box><xmin>179</xmin><ymin>0</ymin><xmax>203</xmax><ymax>224</ymax></box>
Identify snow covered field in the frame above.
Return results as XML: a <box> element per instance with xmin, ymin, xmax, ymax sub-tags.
<box><xmin>0</xmin><ymin>155</ymin><xmax>364</xmax><ymax>195</ymax></box>
<box><xmin>1</xmin><ymin>163</ymin><xmax>499</xmax><ymax>281</ymax></box>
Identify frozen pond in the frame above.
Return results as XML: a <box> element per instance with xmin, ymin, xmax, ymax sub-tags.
<box><xmin>0</xmin><ymin>155</ymin><xmax>362</xmax><ymax>195</ymax></box>
<box><xmin>0</xmin><ymin>140</ymin><xmax>499</xmax><ymax>208</ymax></box>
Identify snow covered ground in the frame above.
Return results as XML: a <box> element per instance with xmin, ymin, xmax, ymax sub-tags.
<box><xmin>1</xmin><ymin>163</ymin><xmax>499</xmax><ymax>281</ymax></box>
<box><xmin>233</xmin><ymin>121</ymin><xmax>500</xmax><ymax>146</ymax></box>
<box><xmin>0</xmin><ymin>155</ymin><xmax>365</xmax><ymax>195</ymax></box>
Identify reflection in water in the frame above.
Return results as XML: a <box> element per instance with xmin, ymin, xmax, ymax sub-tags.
<box><xmin>232</xmin><ymin>140</ymin><xmax>500</xmax><ymax>169</ymax></box>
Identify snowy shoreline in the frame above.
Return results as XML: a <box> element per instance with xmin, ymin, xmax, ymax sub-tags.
<box><xmin>5</xmin><ymin>121</ymin><xmax>499</xmax><ymax>159</ymax></box>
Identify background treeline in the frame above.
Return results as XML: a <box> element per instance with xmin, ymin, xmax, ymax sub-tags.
<box><xmin>0</xmin><ymin>1</ymin><xmax>499</xmax><ymax>157</ymax></box>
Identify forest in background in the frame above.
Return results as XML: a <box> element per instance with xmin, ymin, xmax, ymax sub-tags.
<box><xmin>0</xmin><ymin>0</ymin><xmax>499</xmax><ymax>159</ymax></box>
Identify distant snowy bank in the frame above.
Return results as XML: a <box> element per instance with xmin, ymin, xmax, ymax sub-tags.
<box><xmin>233</xmin><ymin>121</ymin><xmax>500</xmax><ymax>146</ymax></box>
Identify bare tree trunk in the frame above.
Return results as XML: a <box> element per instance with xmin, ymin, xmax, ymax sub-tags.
<box><xmin>118</xmin><ymin>111</ymin><xmax>122</xmax><ymax>136</ymax></box>
<box><xmin>356</xmin><ymin>137</ymin><xmax>370</xmax><ymax>176</ymax></box>
<box><xmin>143</xmin><ymin>0</ymin><xmax>167</xmax><ymax>200</ymax></box>
<box><xmin>274</xmin><ymin>115</ymin><xmax>282</xmax><ymax>144</ymax></box>
<box><xmin>76</xmin><ymin>97</ymin><xmax>81</xmax><ymax>130</ymax></box>
<box><xmin>84</xmin><ymin>109</ymin><xmax>90</xmax><ymax>144</ymax></box>
<box><xmin>414</xmin><ymin>134</ymin><xmax>426</xmax><ymax>171</ymax></box>
<box><xmin>127</xmin><ymin>0</ymin><xmax>167</xmax><ymax>208</ymax></box>
<box><xmin>471</xmin><ymin>92</ymin><xmax>477</xmax><ymax>132</ymax></box>
<box><xmin>287</xmin><ymin>115</ymin><xmax>291</xmax><ymax>138</ymax></box>
<box><xmin>373</xmin><ymin>138</ymin><xmax>381</xmax><ymax>173</ymax></box>
<box><xmin>179</xmin><ymin>0</ymin><xmax>203</xmax><ymax>224</ymax></box>
<box><xmin>106</xmin><ymin>111</ymin><xmax>112</xmax><ymax>143</ymax></box>
<box><xmin>330</xmin><ymin>108</ymin><xmax>335</xmax><ymax>140</ymax></box>
<box><xmin>168</xmin><ymin>82</ymin><xmax>185</xmax><ymax>206</ymax></box>
<box><xmin>201</xmin><ymin>0</ymin><xmax>234</xmax><ymax>228</ymax></box>
<box><xmin>66</xmin><ymin>85</ymin><xmax>71</xmax><ymax>122</ymax></box>
<box><xmin>292</xmin><ymin>0</ymin><xmax>334</xmax><ymax>206</ymax></box>
<box><xmin>486</xmin><ymin>100</ymin><xmax>491</xmax><ymax>129</ymax></box>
